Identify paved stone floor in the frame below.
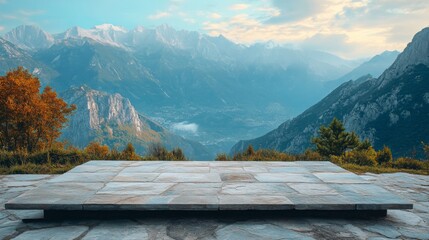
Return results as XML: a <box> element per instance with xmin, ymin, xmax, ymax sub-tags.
<box><xmin>5</xmin><ymin>161</ymin><xmax>412</xmax><ymax>211</ymax></box>
<box><xmin>0</xmin><ymin>164</ymin><xmax>428</xmax><ymax>239</ymax></box>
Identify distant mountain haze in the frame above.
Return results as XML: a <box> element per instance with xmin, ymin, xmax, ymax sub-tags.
<box><xmin>231</xmin><ymin>27</ymin><xmax>429</xmax><ymax>158</ymax></box>
<box><xmin>1</xmin><ymin>24</ymin><xmax>400</xmax><ymax>155</ymax></box>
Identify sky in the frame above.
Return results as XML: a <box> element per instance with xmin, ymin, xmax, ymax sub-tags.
<box><xmin>0</xmin><ymin>0</ymin><xmax>428</xmax><ymax>59</ymax></box>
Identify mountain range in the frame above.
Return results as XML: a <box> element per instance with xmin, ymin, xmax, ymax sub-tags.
<box><xmin>231</xmin><ymin>27</ymin><xmax>429</xmax><ymax>157</ymax></box>
<box><xmin>1</xmin><ymin>24</ymin><xmax>401</xmax><ymax>155</ymax></box>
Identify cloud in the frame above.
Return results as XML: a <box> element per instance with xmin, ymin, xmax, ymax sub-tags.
<box><xmin>203</xmin><ymin>0</ymin><xmax>429</xmax><ymax>58</ymax></box>
<box><xmin>148</xmin><ymin>12</ymin><xmax>170</xmax><ymax>20</ymax></box>
<box><xmin>18</xmin><ymin>9</ymin><xmax>45</xmax><ymax>16</ymax></box>
<box><xmin>172</xmin><ymin>122</ymin><xmax>199</xmax><ymax>134</ymax></box>
<box><xmin>210</xmin><ymin>13</ymin><xmax>222</xmax><ymax>19</ymax></box>
<box><xmin>266</xmin><ymin>0</ymin><xmax>325</xmax><ymax>23</ymax></box>
<box><xmin>300</xmin><ymin>33</ymin><xmax>355</xmax><ymax>56</ymax></box>
<box><xmin>229</xmin><ymin>4</ymin><xmax>250</xmax><ymax>11</ymax></box>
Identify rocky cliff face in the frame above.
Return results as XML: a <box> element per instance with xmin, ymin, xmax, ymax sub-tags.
<box><xmin>379</xmin><ymin>28</ymin><xmax>429</xmax><ymax>87</ymax></box>
<box><xmin>60</xmin><ymin>86</ymin><xmax>212</xmax><ymax>160</ymax></box>
<box><xmin>231</xmin><ymin>27</ymin><xmax>429</xmax><ymax>157</ymax></box>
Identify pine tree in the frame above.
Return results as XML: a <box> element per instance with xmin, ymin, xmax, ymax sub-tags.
<box><xmin>245</xmin><ymin>145</ymin><xmax>255</xmax><ymax>156</ymax></box>
<box><xmin>312</xmin><ymin>118</ymin><xmax>360</xmax><ymax>157</ymax></box>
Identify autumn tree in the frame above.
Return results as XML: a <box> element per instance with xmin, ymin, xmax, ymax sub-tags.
<box><xmin>84</xmin><ymin>141</ymin><xmax>110</xmax><ymax>159</ymax></box>
<box><xmin>312</xmin><ymin>118</ymin><xmax>360</xmax><ymax>157</ymax></box>
<box><xmin>0</xmin><ymin>67</ymin><xmax>75</xmax><ymax>152</ymax></box>
<box><xmin>122</xmin><ymin>142</ymin><xmax>140</xmax><ymax>160</ymax></box>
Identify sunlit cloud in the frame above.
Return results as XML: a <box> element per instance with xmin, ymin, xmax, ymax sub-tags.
<box><xmin>203</xmin><ymin>0</ymin><xmax>429</xmax><ymax>58</ymax></box>
<box><xmin>229</xmin><ymin>4</ymin><xmax>250</xmax><ymax>11</ymax></box>
<box><xmin>210</xmin><ymin>13</ymin><xmax>222</xmax><ymax>19</ymax></box>
<box><xmin>148</xmin><ymin>12</ymin><xmax>170</xmax><ymax>20</ymax></box>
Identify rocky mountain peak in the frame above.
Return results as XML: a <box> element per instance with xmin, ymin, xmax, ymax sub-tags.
<box><xmin>93</xmin><ymin>24</ymin><xmax>127</xmax><ymax>33</ymax></box>
<box><xmin>63</xmin><ymin>86</ymin><xmax>142</xmax><ymax>132</ymax></box>
<box><xmin>379</xmin><ymin>27</ymin><xmax>429</xmax><ymax>86</ymax></box>
<box><xmin>3</xmin><ymin>25</ymin><xmax>54</xmax><ymax>51</ymax></box>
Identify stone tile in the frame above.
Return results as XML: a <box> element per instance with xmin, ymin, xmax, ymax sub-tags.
<box><xmin>12</xmin><ymin>226</ymin><xmax>89</xmax><ymax>240</ymax></box>
<box><xmin>169</xmin><ymin>195</ymin><xmax>218</xmax><ymax>210</ymax></box>
<box><xmin>221</xmin><ymin>183</ymin><xmax>296</xmax><ymax>195</ymax></box>
<box><xmin>157</xmin><ymin>161</ymin><xmax>209</xmax><ymax>167</ymax></box>
<box><xmin>398</xmin><ymin>226</ymin><xmax>429</xmax><ymax>240</ymax></box>
<box><xmin>97</xmin><ymin>182</ymin><xmax>174</xmax><ymax>195</ymax></box>
<box><xmin>68</xmin><ymin>165</ymin><xmax>124</xmax><ymax>174</ymax></box>
<box><xmin>0</xmin><ymin>225</ymin><xmax>18</xmax><ymax>240</ymax></box>
<box><xmin>267</xmin><ymin>167</ymin><xmax>310</xmax><ymax>173</ymax></box>
<box><xmin>84</xmin><ymin>194</ymin><xmax>169</xmax><ymax>210</ymax></box>
<box><xmin>363</xmin><ymin>224</ymin><xmax>401</xmax><ymax>239</ymax></box>
<box><xmin>314</xmin><ymin>172</ymin><xmax>368</xmax><ymax>183</ymax></box>
<box><xmin>112</xmin><ymin>172</ymin><xmax>160</xmax><ymax>182</ymax></box>
<box><xmin>5</xmin><ymin>182</ymin><xmax>104</xmax><ymax>210</ymax></box>
<box><xmin>287</xmin><ymin>183</ymin><xmax>339</xmax><ymax>195</ymax></box>
<box><xmin>7</xmin><ymin>210</ymin><xmax>43</xmax><ymax>220</ymax></box>
<box><xmin>254</xmin><ymin>173</ymin><xmax>322</xmax><ymax>183</ymax></box>
<box><xmin>47</xmin><ymin>172</ymin><xmax>117</xmax><ymax>183</ymax></box>
<box><xmin>263</xmin><ymin>162</ymin><xmax>299</xmax><ymax>167</ymax></box>
<box><xmin>243</xmin><ymin>166</ymin><xmax>268</xmax><ymax>172</ymax></box>
<box><xmin>331</xmin><ymin>184</ymin><xmax>413</xmax><ymax>210</ymax></box>
<box><xmin>82</xmin><ymin>220</ymin><xmax>148</xmax><ymax>240</ymax></box>
<box><xmin>162</xmin><ymin>183</ymin><xmax>221</xmax><ymax>196</ymax></box>
<box><xmin>220</xmin><ymin>173</ymin><xmax>255</xmax><ymax>182</ymax></box>
<box><xmin>120</xmin><ymin>165</ymin><xmax>162</xmax><ymax>173</ymax></box>
<box><xmin>1</xmin><ymin>175</ymin><xmax>52</xmax><ymax>182</ymax></box>
<box><xmin>129</xmin><ymin>161</ymin><xmax>168</xmax><ymax>167</ymax></box>
<box><xmin>287</xmin><ymin>194</ymin><xmax>355</xmax><ymax>210</ymax></box>
<box><xmin>2</xmin><ymin>181</ymin><xmax>40</xmax><ymax>187</ymax></box>
<box><xmin>219</xmin><ymin>195</ymin><xmax>293</xmax><ymax>210</ymax></box>
<box><xmin>210</xmin><ymin>167</ymin><xmax>246</xmax><ymax>173</ymax></box>
<box><xmin>209</xmin><ymin>161</ymin><xmax>253</xmax><ymax>167</ymax></box>
<box><xmin>155</xmin><ymin>173</ymin><xmax>221</xmax><ymax>182</ymax></box>
<box><xmin>84</xmin><ymin>160</ymin><xmax>132</xmax><ymax>167</ymax></box>
<box><xmin>215</xmin><ymin>223</ymin><xmax>314</xmax><ymax>240</ymax></box>
<box><xmin>387</xmin><ymin>210</ymin><xmax>426</xmax><ymax>226</ymax></box>
<box><xmin>157</xmin><ymin>166</ymin><xmax>210</xmax><ymax>173</ymax></box>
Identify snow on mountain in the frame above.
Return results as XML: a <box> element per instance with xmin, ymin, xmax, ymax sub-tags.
<box><xmin>0</xmin><ymin>37</ymin><xmax>57</xmax><ymax>81</ymax></box>
<box><xmin>3</xmin><ymin>25</ymin><xmax>54</xmax><ymax>51</ymax></box>
<box><xmin>54</xmin><ymin>25</ymin><xmax>128</xmax><ymax>48</ymax></box>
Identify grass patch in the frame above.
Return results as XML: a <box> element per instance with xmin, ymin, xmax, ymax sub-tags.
<box><xmin>339</xmin><ymin>163</ymin><xmax>429</xmax><ymax>175</ymax></box>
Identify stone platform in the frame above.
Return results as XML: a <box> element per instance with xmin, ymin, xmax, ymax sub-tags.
<box><xmin>5</xmin><ymin>161</ymin><xmax>412</xmax><ymax>213</ymax></box>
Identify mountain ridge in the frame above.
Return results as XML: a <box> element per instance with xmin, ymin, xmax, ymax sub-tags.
<box><xmin>231</xmin><ymin>27</ymin><xmax>429</xmax><ymax>157</ymax></box>
<box><xmin>0</xmin><ymin>24</ymin><xmax>402</xmax><ymax>154</ymax></box>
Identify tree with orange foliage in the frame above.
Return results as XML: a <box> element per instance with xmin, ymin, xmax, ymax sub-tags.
<box><xmin>0</xmin><ymin>67</ymin><xmax>75</xmax><ymax>152</ymax></box>
<box><xmin>84</xmin><ymin>141</ymin><xmax>110</xmax><ymax>159</ymax></box>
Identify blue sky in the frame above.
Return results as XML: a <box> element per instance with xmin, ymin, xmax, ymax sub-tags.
<box><xmin>1</xmin><ymin>0</ymin><xmax>428</xmax><ymax>58</ymax></box>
